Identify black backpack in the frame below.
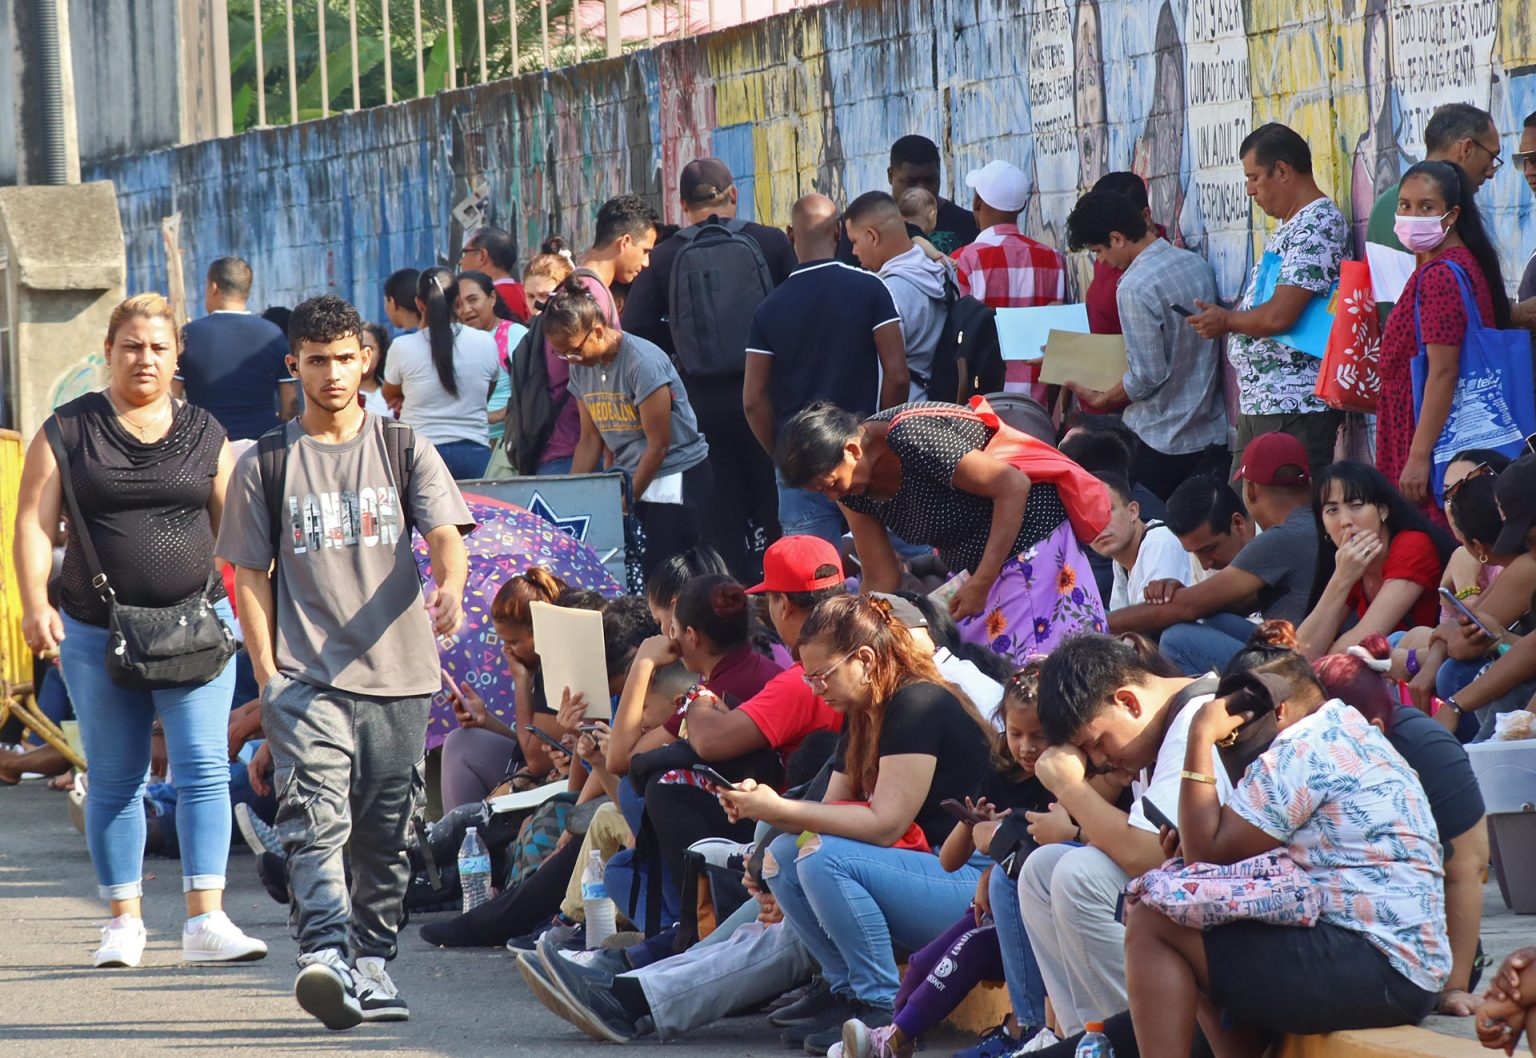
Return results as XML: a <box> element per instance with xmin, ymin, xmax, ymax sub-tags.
<box><xmin>927</xmin><ymin>272</ymin><xmax>1005</xmax><ymax>405</ymax></box>
<box><xmin>255</xmin><ymin>418</ymin><xmax>417</xmax><ymax>564</ymax></box>
<box><xmin>667</xmin><ymin>218</ymin><xmax>774</xmax><ymax>379</ymax></box>
<box><xmin>502</xmin><ymin>313</ymin><xmax>562</xmax><ymax>474</ymax></box>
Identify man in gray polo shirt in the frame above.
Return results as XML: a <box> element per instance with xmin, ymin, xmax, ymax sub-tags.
<box><xmin>1064</xmin><ymin>189</ymin><xmax>1229</xmax><ymax>500</ymax></box>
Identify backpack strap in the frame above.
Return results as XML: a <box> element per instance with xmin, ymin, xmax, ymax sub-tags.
<box><xmin>381</xmin><ymin>419</ymin><xmax>417</xmax><ymax>537</ymax></box>
<box><xmin>255</xmin><ymin>425</ymin><xmax>290</xmax><ymax>558</ymax></box>
<box><xmin>44</xmin><ymin>416</ymin><xmax>113</xmax><ymax>603</ymax></box>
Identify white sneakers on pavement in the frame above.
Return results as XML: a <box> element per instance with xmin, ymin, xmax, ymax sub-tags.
<box><xmin>182</xmin><ymin>910</ymin><xmax>269</xmax><ymax>963</ymax></box>
<box><xmin>354</xmin><ymin>956</ymin><xmax>410</xmax><ymax>1022</ymax></box>
<box><xmin>295</xmin><ymin>948</ymin><xmax>365</xmax><ymax>1031</ymax></box>
<box><xmin>93</xmin><ymin>915</ymin><xmax>147</xmax><ymax>968</ymax></box>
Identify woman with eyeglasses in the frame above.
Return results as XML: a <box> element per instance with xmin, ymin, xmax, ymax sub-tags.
<box><xmin>1376</xmin><ymin>160</ymin><xmax>1512</xmax><ymax>517</ymax></box>
<box><xmin>719</xmin><ymin>594</ymin><xmax>995</xmax><ymax>1049</ymax></box>
<box><xmin>541</xmin><ymin>273</ymin><xmax>712</xmax><ymax>573</ymax></box>
<box><xmin>1296</xmin><ymin>461</ymin><xmax>1456</xmax><ymax>658</ymax></box>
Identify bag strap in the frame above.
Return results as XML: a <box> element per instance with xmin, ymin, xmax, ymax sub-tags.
<box><xmin>256</xmin><ymin>425</ymin><xmax>290</xmax><ymax>558</ymax></box>
<box><xmin>44</xmin><ymin>416</ymin><xmax>114</xmax><ymax>602</ymax></box>
<box><xmin>1412</xmin><ymin>258</ymin><xmax>1479</xmax><ymax>350</ymax></box>
<box><xmin>382</xmin><ymin>420</ymin><xmax>417</xmax><ymax>536</ymax></box>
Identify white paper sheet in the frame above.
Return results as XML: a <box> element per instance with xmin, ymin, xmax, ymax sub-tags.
<box><xmin>529</xmin><ymin>600</ymin><xmax>610</xmax><ymax>719</ymax></box>
<box><xmin>1365</xmin><ymin>243</ymin><xmax>1415</xmax><ymax>304</ymax></box>
<box><xmin>487</xmin><ymin>780</ymin><xmax>569</xmax><ymax>814</ymax></box>
<box><xmin>640</xmin><ymin>470</ymin><xmax>684</xmax><ymax>505</ymax></box>
<box><xmin>995</xmin><ymin>304</ymin><xmax>1091</xmax><ymax>361</ymax></box>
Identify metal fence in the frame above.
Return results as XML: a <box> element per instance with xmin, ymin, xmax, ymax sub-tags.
<box><xmin>233</xmin><ymin>0</ymin><xmax>825</xmax><ymax>131</ymax></box>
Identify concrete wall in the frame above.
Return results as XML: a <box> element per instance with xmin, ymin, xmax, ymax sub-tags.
<box><xmin>0</xmin><ymin>0</ymin><xmax>229</xmax><ymax>185</ymax></box>
<box><xmin>82</xmin><ymin>0</ymin><xmax>1536</xmax><ymax>326</ymax></box>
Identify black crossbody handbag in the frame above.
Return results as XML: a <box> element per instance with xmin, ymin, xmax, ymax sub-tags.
<box><xmin>46</xmin><ymin>416</ymin><xmax>236</xmax><ymax>690</ymax></box>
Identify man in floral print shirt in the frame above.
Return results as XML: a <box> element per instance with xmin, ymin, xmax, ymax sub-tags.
<box><xmin>1190</xmin><ymin>123</ymin><xmax>1350</xmax><ymax>479</ymax></box>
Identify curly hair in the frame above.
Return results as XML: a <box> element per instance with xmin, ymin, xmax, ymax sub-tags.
<box><xmin>288</xmin><ymin>294</ymin><xmax>363</xmax><ymax>354</ymax></box>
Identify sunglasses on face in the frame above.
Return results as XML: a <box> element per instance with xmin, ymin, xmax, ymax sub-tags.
<box><xmin>1446</xmin><ymin>462</ymin><xmax>1496</xmax><ymax>503</ymax></box>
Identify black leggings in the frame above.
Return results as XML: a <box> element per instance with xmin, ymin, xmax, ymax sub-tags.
<box><xmin>683</xmin><ymin>373</ymin><xmax>779</xmax><ymax>582</ymax></box>
<box><xmin>422</xmin><ymin>836</ymin><xmax>579</xmax><ymax>947</ymax></box>
<box><xmin>638</xmin><ymin>460</ymin><xmax>715</xmax><ymax>577</ymax></box>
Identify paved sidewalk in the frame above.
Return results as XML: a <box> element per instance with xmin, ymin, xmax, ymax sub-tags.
<box><xmin>0</xmin><ymin>781</ymin><xmax>772</xmax><ymax>1057</ymax></box>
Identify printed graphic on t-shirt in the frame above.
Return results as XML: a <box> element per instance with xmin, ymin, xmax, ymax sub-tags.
<box><xmin>283</xmin><ymin>485</ymin><xmax>402</xmax><ymax>554</ymax></box>
<box><xmin>582</xmin><ymin>390</ymin><xmax>640</xmax><ymax>431</ymax></box>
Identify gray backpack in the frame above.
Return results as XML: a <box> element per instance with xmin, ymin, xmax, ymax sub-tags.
<box><xmin>666</xmin><ymin>217</ymin><xmax>774</xmax><ymax>379</ymax></box>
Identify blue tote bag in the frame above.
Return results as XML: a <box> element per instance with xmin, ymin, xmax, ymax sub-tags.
<box><xmin>1410</xmin><ymin>260</ymin><xmax>1536</xmax><ymax>502</ymax></box>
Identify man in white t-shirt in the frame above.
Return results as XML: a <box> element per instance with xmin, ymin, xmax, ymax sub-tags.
<box><xmin>1015</xmin><ymin>635</ymin><xmax>1232</xmax><ymax>1044</ymax></box>
<box><xmin>1091</xmin><ymin>472</ymin><xmax>1192</xmax><ymax>612</ymax></box>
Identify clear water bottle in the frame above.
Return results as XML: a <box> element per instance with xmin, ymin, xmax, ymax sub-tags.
<box><xmin>581</xmin><ymin>849</ymin><xmax>617</xmax><ymax>949</ymax></box>
<box><xmin>458</xmin><ymin>827</ymin><xmax>492</xmax><ymax>913</ymax></box>
<box><xmin>1075</xmin><ymin>1022</ymin><xmax>1113</xmax><ymax>1058</ymax></box>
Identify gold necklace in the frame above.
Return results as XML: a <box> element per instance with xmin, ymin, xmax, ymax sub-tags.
<box><xmin>107</xmin><ymin>392</ymin><xmax>172</xmax><ymax>439</ymax></box>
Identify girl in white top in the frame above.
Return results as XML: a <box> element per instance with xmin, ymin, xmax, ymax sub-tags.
<box><xmin>382</xmin><ymin>265</ymin><xmax>501</xmax><ymax>480</ymax></box>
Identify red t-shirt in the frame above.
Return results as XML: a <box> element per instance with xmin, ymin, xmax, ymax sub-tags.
<box><xmin>739</xmin><ymin>665</ymin><xmax>845</xmax><ymax>758</ymax></box>
<box><xmin>492</xmin><ymin>277</ymin><xmax>532</xmax><ymax>324</ymax></box>
<box><xmin>1345</xmin><ymin>529</ymin><xmax>1442</xmax><ymax>631</ymax></box>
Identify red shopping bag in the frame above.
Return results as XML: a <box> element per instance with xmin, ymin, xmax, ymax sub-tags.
<box><xmin>1313</xmin><ymin>259</ymin><xmax>1382</xmax><ymax>413</ymax></box>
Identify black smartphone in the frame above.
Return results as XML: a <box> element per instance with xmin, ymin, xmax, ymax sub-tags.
<box><xmin>578</xmin><ymin>723</ymin><xmax>606</xmax><ymax>735</ymax></box>
<box><xmin>1170</xmin><ymin>304</ymin><xmax>1194</xmax><ymax>318</ymax></box>
<box><xmin>940</xmin><ymin>798</ymin><xmax>985</xmax><ymax>825</ymax></box>
<box><xmin>692</xmin><ymin>765</ymin><xmax>740</xmax><ymax>792</ymax></box>
<box><xmin>527</xmin><ymin>725</ymin><xmax>571</xmax><ymax>756</ymax></box>
<box><xmin>1141</xmin><ymin>798</ymin><xmax>1177</xmax><ymax>832</ymax></box>
<box><xmin>1438</xmin><ymin>587</ymin><xmax>1502</xmax><ymax>641</ymax></box>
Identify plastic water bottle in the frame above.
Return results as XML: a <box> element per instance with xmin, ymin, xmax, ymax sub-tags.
<box><xmin>581</xmin><ymin>849</ymin><xmax>617</xmax><ymax>949</ymax></box>
<box><xmin>458</xmin><ymin>827</ymin><xmax>492</xmax><ymax>913</ymax></box>
<box><xmin>1075</xmin><ymin>1022</ymin><xmax>1114</xmax><ymax>1058</ymax></box>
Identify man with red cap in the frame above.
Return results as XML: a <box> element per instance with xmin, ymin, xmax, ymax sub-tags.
<box><xmin>1108</xmin><ymin>432</ymin><xmax>1319</xmax><ymax>674</ymax></box>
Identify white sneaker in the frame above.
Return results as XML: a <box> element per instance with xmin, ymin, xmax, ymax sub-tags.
<box><xmin>234</xmin><ymin>802</ymin><xmax>284</xmax><ymax>857</ymax></box>
<box><xmin>94</xmin><ymin>915</ymin><xmax>147</xmax><ymax>968</ymax></box>
<box><xmin>826</xmin><ymin>1045</ymin><xmax>845</xmax><ymax>1058</ymax></box>
<box><xmin>1011</xmin><ymin>1027</ymin><xmax>1062</xmax><ymax>1054</ymax></box>
<box><xmin>354</xmin><ymin>956</ymin><xmax>410</xmax><ymax>1022</ymax></box>
<box><xmin>182</xmin><ymin>910</ymin><xmax>268</xmax><ymax>963</ymax></box>
<box><xmin>295</xmin><ymin>948</ymin><xmax>364</xmax><ymax>1031</ymax></box>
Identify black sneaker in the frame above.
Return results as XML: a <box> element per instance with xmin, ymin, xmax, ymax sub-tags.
<box><xmin>535</xmin><ymin>935</ymin><xmax>642</xmax><ymax>1042</ymax></box>
<box><xmin>256</xmin><ymin>851</ymin><xmax>291</xmax><ymax>905</ymax></box>
<box><xmin>804</xmin><ymin>1002</ymin><xmax>891</xmax><ymax>1054</ymax></box>
<box><xmin>294</xmin><ymin>948</ymin><xmax>363</xmax><ymax>1031</ymax></box>
<box><xmin>353</xmin><ymin>957</ymin><xmax>409</xmax><ymax>1022</ymax></box>
<box><xmin>769</xmin><ymin>976</ymin><xmax>838</xmax><ymax>1027</ymax></box>
<box><xmin>507</xmin><ymin>914</ymin><xmax>580</xmax><ymax>952</ymax></box>
<box><xmin>768</xmin><ymin>980</ymin><xmax>814</xmax><ymax>1011</ymax></box>
<box><xmin>780</xmin><ymin>995</ymin><xmax>858</xmax><ymax>1048</ymax></box>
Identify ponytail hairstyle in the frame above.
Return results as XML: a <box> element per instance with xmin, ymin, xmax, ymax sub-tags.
<box><xmin>1402</xmin><ymin>159</ymin><xmax>1511</xmax><ymax>327</ymax></box>
<box><xmin>417</xmin><ymin>265</ymin><xmax>462</xmax><ymax>396</ymax></box>
<box><xmin>490</xmin><ymin>566</ymin><xmax>568</xmax><ymax>628</ymax></box>
<box><xmin>674</xmin><ymin>574</ymin><xmax>751</xmax><ymax>654</ymax></box>
<box><xmin>798</xmin><ymin>594</ymin><xmax>991</xmax><ymax>797</ymax></box>
<box><xmin>645</xmin><ymin>545</ymin><xmax>731</xmax><ymax>613</ymax></box>
<box><xmin>994</xmin><ymin>659</ymin><xmax>1045</xmax><ymax>780</ymax></box>
<box><xmin>1312</xmin><ymin>635</ymin><xmax>1400</xmax><ymax>733</ymax></box>
<box><xmin>540</xmin><ymin>273</ymin><xmax>612</xmax><ymax>344</ymax></box>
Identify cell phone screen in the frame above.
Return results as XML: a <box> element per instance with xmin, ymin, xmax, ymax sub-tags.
<box><xmin>1438</xmin><ymin>587</ymin><xmax>1499</xmax><ymax>639</ymax></box>
<box><xmin>692</xmin><ymin>766</ymin><xmax>740</xmax><ymax>791</ymax></box>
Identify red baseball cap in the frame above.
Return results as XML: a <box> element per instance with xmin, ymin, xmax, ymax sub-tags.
<box><xmin>746</xmin><ymin>536</ymin><xmax>846</xmax><ymax>594</ymax></box>
<box><xmin>1233</xmin><ymin>432</ymin><xmax>1311</xmax><ymax>487</ymax></box>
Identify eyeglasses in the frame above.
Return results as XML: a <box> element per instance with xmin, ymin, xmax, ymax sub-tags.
<box><xmin>554</xmin><ymin>325</ymin><xmax>595</xmax><ymax>362</ymax></box>
<box><xmin>1466</xmin><ymin>139</ymin><xmax>1504</xmax><ymax>173</ymax></box>
<box><xmin>802</xmin><ymin>653</ymin><xmax>855</xmax><ymax>692</ymax></box>
<box><xmin>1445</xmin><ymin>462</ymin><xmax>1496</xmax><ymax>504</ymax></box>
<box><xmin>1515</xmin><ymin>151</ymin><xmax>1536</xmax><ymax>172</ymax></box>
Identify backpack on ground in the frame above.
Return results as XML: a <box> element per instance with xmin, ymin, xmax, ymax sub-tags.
<box><xmin>255</xmin><ymin>418</ymin><xmax>417</xmax><ymax>560</ymax></box>
<box><xmin>927</xmin><ymin>273</ymin><xmax>1004</xmax><ymax>404</ymax></box>
<box><xmin>667</xmin><ymin>218</ymin><xmax>774</xmax><ymax>379</ymax></box>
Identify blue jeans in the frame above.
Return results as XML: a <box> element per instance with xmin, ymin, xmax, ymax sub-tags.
<box><xmin>1159</xmin><ymin>613</ymin><xmax>1258</xmax><ymax>676</ymax></box>
<box><xmin>436</xmin><ymin>439</ymin><xmax>492</xmax><ymax>480</ymax></box>
<box><xmin>766</xmin><ymin>832</ymin><xmax>982</xmax><ymax>1007</ymax></box>
<box><xmin>990</xmin><ymin>863</ymin><xmax>1046</xmax><ymax>1028</ymax></box>
<box><xmin>57</xmin><ymin>603</ymin><xmax>237</xmax><ymax>900</ymax></box>
<box><xmin>776</xmin><ymin>473</ymin><xmax>845</xmax><ymax>548</ymax></box>
<box><xmin>537</xmin><ymin>455</ymin><xmax>574</xmax><ymax>476</ymax></box>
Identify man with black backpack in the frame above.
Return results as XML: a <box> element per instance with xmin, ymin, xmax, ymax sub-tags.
<box><xmin>622</xmin><ymin>158</ymin><xmax>796</xmax><ymax>581</ymax></box>
<box><xmin>217</xmin><ymin>294</ymin><xmax>472</xmax><ymax>1031</ymax></box>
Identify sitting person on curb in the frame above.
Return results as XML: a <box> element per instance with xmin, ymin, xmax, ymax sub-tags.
<box><xmin>1091</xmin><ymin>472</ymin><xmax>1192</xmax><ymax>613</ymax></box>
<box><xmin>1110</xmin><ymin>433</ymin><xmax>1318</xmax><ymax>675</ymax></box>
<box><xmin>1021</xmin><ymin>633</ymin><xmax>1233</xmax><ymax>1044</ymax></box>
<box><xmin>1295</xmin><ymin>460</ymin><xmax>1453</xmax><ymax>658</ymax></box>
<box><xmin>1124</xmin><ymin>652</ymin><xmax>1449</xmax><ymax>1055</ymax></box>
<box><xmin>719</xmin><ymin>593</ymin><xmax>997</xmax><ymax>1055</ymax></box>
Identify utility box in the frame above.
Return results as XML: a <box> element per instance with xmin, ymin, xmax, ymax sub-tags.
<box><xmin>0</xmin><ymin>180</ymin><xmax>125</xmax><ymax>435</ymax></box>
<box><xmin>1467</xmin><ymin>739</ymin><xmax>1536</xmax><ymax>914</ymax></box>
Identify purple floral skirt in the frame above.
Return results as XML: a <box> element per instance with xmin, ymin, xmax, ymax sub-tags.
<box><xmin>956</xmin><ymin>520</ymin><xmax>1106</xmax><ymax>667</ymax></box>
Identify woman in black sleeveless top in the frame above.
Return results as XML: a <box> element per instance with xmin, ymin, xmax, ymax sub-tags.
<box><xmin>13</xmin><ymin>293</ymin><xmax>267</xmax><ymax>968</ymax></box>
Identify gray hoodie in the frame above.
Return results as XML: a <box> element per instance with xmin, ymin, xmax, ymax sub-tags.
<box><xmin>878</xmin><ymin>245</ymin><xmax>950</xmax><ymax>397</ymax></box>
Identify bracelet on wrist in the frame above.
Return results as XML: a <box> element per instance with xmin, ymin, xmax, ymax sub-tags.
<box><xmin>1180</xmin><ymin>769</ymin><xmax>1217</xmax><ymax>785</ymax></box>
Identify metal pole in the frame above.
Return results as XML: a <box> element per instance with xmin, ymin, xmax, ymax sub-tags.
<box><xmin>349</xmin><ymin>0</ymin><xmax>360</xmax><ymax>108</ymax></box>
<box><xmin>707</xmin><ymin>0</ymin><xmax>714</xmax><ymax>32</ymax></box>
<box><xmin>383</xmin><ymin>0</ymin><xmax>393</xmax><ymax>103</ymax></box>
<box><xmin>254</xmin><ymin>0</ymin><xmax>267</xmax><ymax>125</ymax></box>
<box><xmin>286</xmin><ymin>0</ymin><xmax>298</xmax><ymax>123</ymax></box>
<box><xmin>645</xmin><ymin>0</ymin><xmax>652</xmax><ymax>47</ymax></box>
<box><xmin>509</xmin><ymin>0</ymin><xmax>519</xmax><ymax>73</ymax></box>
<box><xmin>540</xmin><ymin>0</ymin><xmax>549</xmax><ymax>69</ymax></box>
<box><xmin>739</xmin><ymin>0</ymin><xmax>745</xmax><ymax>24</ymax></box>
<box><xmin>445</xmin><ymin>0</ymin><xmax>456</xmax><ymax>89</ymax></box>
<box><xmin>604</xmin><ymin>0</ymin><xmax>620</xmax><ymax>58</ymax></box>
<box><xmin>413</xmin><ymin>0</ymin><xmax>424</xmax><ymax>97</ymax></box>
<box><xmin>476</xmin><ymin>0</ymin><xmax>487</xmax><ymax>82</ymax></box>
<box><xmin>317</xmin><ymin>0</ymin><xmax>328</xmax><ymax>117</ymax></box>
<box><xmin>572</xmin><ymin>0</ymin><xmax>581</xmax><ymax>63</ymax></box>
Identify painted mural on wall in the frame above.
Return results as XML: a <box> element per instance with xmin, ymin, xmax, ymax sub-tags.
<box><xmin>88</xmin><ymin>0</ymin><xmax>1536</xmax><ymax>320</ymax></box>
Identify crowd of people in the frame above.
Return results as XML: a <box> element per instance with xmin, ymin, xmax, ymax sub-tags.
<box><xmin>6</xmin><ymin>112</ymin><xmax>1536</xmax><ymax>1058</ymax></box>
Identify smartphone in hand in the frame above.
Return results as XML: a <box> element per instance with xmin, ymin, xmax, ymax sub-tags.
<box><xmin>692</xmin><ymin>765</ymin><xmax>741</xmax><ymax>792</ymax></box>
<box><xmin>527</xmin><ymin>725</ymin><xmax>571</xmax><ymax>756</ymax></box>
<box><xmin>1141</xmin><ymin>798</ymin><xmax>1177</xmax><ymax>833</ymax></box>
<box><xmin>1170</xmin><ymin>304</ymin><xmax>1194</xmax><ymax>318</ymax></box>
<box><xmin>1438</xmin><ymin>587</ymin><xmax>1502</xmax><ymax>641</ymax></box>
<box><xmin>940</xmin><ymin>798</ymin><xmax>986</xmax><ymax>825</ymax></box>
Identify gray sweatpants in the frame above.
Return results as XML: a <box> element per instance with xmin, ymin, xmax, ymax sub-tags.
<box><xmin>261</xmin><ymin>673</ymin><xmax>429</xmax><ymax>961</ymax></box>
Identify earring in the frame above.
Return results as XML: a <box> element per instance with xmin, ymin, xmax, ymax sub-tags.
<box><xmin>1128</xmin><ymin>701</ymin><xmax>1141</xmax><ymax>718</ymax></box>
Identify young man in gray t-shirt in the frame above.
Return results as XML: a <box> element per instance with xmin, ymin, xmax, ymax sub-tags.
<box><xmin>217</xmin><ymin>295</ymin><xmax>471</xmax><ymax>1030</ymax></box>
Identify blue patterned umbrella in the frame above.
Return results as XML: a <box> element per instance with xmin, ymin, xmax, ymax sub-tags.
<box><xmin>413</xmin><ymin>492</ymin><xmax>621</xmax><ymax>750</ymax></box>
